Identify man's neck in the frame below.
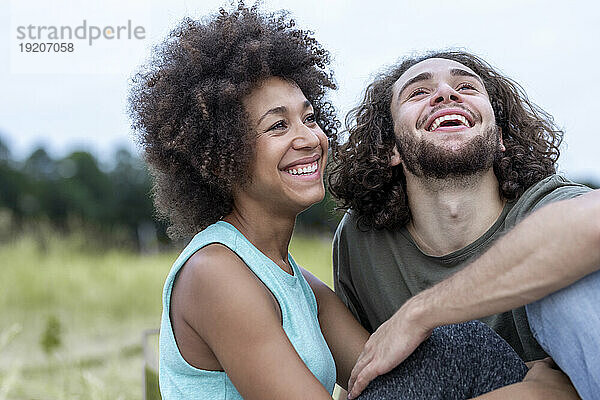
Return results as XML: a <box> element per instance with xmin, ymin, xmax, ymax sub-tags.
<box><xmin>405</xmin><ymin>169</ymin><xmax>505</xmax><ymax>256</ymax></box>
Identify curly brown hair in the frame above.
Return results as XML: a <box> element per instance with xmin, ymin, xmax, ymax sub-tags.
<box><xmin>328</xmin><ymin>50</ymin><xmax>563</xmax><ymax>230</ymax></box>
<box><xmin>128</xmin><ymin>3</ymin><xmax>337</xmax><ymax>239</ymax></box>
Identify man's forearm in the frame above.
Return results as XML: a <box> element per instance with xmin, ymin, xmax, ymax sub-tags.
<box><xmin>408</xmin><ymin>189</ymin><xmax>600</xmax><ymax>329</ymax></box>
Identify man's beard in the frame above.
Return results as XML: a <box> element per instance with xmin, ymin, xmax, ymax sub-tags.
<box><xmin>395</xmin><ymin>125</ymin><xmax>502</xmax><ymax>180</ymax></box>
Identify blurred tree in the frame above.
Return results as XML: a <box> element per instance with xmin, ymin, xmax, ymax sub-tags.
<box><xmin>297</xmin><ymin>190</ymin><xmax>342</xmax><ymax>234</ymax></box>
<box><xmin>23</xmin><ymin>147</ymin><xmax>55</xmax><ymax>179</ymax></box>
<box><xmin>109</xmin><ymin>148</ymin><xmax>164</xmax><ymax>250</ymax></box>
<box><xmin>0</xmin><ymin>136</ymin><xmax>9</xmax><ymax>162</ymax></box>
<box><xmin>19</xmin><ymin>148</ymin><xmax>57</xmax><ymax>220</ymax></box>
<box><xmin>0</xmin><ymin>137</ymin><xmax>26</xmax><ymax>235</ymax></box>
<box><xmin>60</xmin><ymin>151</ymin><xmax>113</xmax><ymax>223</ymax></box>
<box><xmin>0</xmin><ymin>159</ymin><xmax>26</xmax><ymax>218</ymax></box>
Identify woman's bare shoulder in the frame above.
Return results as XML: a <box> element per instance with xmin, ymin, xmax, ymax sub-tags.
<box><xmin>173</xmin><ymin>243</ymin><xmax>273</xmax><ymax>315</ymax></box>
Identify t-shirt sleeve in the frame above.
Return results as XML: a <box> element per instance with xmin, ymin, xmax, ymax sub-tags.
<box><xmin>507</xmin><ymin>175</ymin><xmax>593</xmax><ymax>226</ymax></box>
<box><xmin>332</xmin><ymin>214</ymin><xmax>374</xmax><ymax>332</ymax></box>
<box><xmin>531</xmin><ymin>181</ymin><xmax>592</xmax><ymax>212</ymax></box>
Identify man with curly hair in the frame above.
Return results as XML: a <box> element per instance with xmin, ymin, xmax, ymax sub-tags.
<box><xmin>328</xmin><ymin>51</ymin><xmax>600</xmax><ymax>399</ymax></box>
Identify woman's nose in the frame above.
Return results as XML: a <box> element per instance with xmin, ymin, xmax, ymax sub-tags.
<box><xmin>293</xmin><ymin>124</ymin><xmax>321</xmax><ymax>149</ymax></box>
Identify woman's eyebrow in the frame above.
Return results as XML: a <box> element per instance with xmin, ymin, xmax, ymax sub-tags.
<box><xmin>257</xmin><ymin>101</ymin><xmax>312</xmax><ymax>125</ymax></box>
<box><xmin>257</xmin><ymin>106</ymin><xmax>287</xmax><ymax>125</ymax></box>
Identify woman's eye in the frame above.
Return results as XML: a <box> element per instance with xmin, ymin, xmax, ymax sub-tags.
<box><xmin>304</xmin><ymin>113</ymin><xmax>316</xmax><ymax>124</ymax></box>
<box><xmin>268</xmin><ymin>121</ymin><xmax>287</xmax><ymax>131</ymax></box>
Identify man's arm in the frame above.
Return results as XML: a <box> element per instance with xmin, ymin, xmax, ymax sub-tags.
<box><xmin>347</xmin><ymin>189</ymin><xmax>600</xmax><ymax>399</ymax></box>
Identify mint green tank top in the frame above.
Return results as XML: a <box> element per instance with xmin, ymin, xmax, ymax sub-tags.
<box><xmin>159</xmin><ymin>221</ymin><xmax>336</xmax><ymax>399</ymax></box>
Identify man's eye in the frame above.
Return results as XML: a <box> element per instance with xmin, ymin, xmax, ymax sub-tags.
<box><xmin>458</xmin><ymin>83</ymin><xmax>477</xmax><ymax>91</ymax></box>
<box><xmin>409</xmin><ymin>89</ymin><xmax>427</xmax><ymax>98</ymax></box>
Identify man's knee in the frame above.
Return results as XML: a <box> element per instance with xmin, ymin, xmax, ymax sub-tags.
<box><xmin>357</xmin><ymin>321</ymin><xmax>527</xmax><ymax>400</ymax></box>
<box><xmin>526</xmin><ymin>270</ymin><xmax>600</xmax><ymax>398</ymax></box>
<box><xmin>526</xmin><ymin>269</ymin><xmax>600</xmax><ymax>348</ymax></box>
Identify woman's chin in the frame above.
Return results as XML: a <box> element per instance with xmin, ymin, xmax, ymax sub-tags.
<box><xmin>290</xmin><ymin>190</ymin><xmax>325</xmax><ymax>214</ymax></box>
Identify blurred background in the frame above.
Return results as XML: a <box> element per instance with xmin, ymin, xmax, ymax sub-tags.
<box><xmin>1</xmin><ymin>0</ymin><xmax>599</xmax><ymax>399</ymax></box>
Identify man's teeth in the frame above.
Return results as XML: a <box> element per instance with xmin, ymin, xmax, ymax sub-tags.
<box><xmin>429</xmin><ymin>114</ymin><xmax>470</xmax><ymax>131</ymax></box>
<box><xmin>285</xmin><ymin>161</ymin><xmax>318</xmax><ymax>176</ymax></box>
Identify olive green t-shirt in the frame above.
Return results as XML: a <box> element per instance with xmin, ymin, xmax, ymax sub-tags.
<box><xmin>332</xmin><ymin>175</ymin><xmax>591</xmax><ymax>361</ymax></box>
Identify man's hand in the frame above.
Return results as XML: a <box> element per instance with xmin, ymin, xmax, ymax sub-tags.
<box><xmin>347</xmin><ymin>303</ymin><xmax>432</xmax><ymax>399</ymax></box>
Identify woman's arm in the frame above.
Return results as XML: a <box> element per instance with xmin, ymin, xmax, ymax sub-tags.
<box><xmin>301</xmin><ymin>268</ymin><xmax>369</xmax><ymax>389</ymax></box>
<box><xmin>172</xmin><ymin>244</ymin><xmax>334</xmax><ymax>400</ymax></box>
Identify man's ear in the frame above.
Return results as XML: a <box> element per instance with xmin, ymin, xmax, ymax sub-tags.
<box><xmin>390</xmin><ymin>145</ymin><xmax>402</xmax><ymax>167</ymax></box>
<box><xmin>497</xmin><ymin>126</ymin><xmax>506</xmax><ymax>152</ymax></box>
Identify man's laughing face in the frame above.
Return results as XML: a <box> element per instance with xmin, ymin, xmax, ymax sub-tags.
<box><xmin>389</xmin><ymin>58</ymin><xmax>504</xmax><ymax>179</ymax></box>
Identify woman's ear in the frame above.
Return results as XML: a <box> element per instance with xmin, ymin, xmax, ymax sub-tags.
<box><xmin>390</xmin><ymin>145</ymin><xmax>402</xmax><ymax>167</ymax></box>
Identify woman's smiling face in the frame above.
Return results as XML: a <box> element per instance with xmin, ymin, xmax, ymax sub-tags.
<box><xmin>237</xmin><ymin>76</ymin><xmax>328</xmax><ymax>215</ymax></box>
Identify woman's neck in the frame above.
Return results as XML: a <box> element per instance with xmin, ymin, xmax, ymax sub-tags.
<box><xmin>223</xmin><ymin>200</ymin><xmax>296</xmax><ymax>274</ymax></box>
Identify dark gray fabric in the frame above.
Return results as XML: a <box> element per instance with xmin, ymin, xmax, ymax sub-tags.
<box><xmin>358</xmin><ymin>321</ymin><xmax>528</xmax><ymax>400</ymax></box>
<box><xmin>334</xmin><ymin>175</ymin><xmax>591</xmax><ymax>361</ymax></box>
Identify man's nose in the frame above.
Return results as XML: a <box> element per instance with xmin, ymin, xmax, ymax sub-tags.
<box><xmin>430</xmin><ymin>84</ymin><xmax>463</xmax><ymax>106</ymax></box>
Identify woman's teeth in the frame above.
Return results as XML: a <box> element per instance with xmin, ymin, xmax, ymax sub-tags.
<box><xmin>285</xmin><ymin>161</ymin><xmax>318</xmax><ymax>175</ymax></box>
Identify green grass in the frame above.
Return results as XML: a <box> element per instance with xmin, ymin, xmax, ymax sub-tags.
<box><xmin>0</xmin><ymin>232</ymin><xmax>334</xmax><ymax>399</ymax></box>
<box><xmin>290</xmin><ymin>233</ymin><xmax>334</xmax><ymax>287</ymax></box>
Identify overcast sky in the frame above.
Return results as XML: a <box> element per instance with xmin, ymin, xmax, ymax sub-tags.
<box><xmin>1</xmin><ymin>0</ymin><xmax>598</xmax><ymax>182</ymax></box>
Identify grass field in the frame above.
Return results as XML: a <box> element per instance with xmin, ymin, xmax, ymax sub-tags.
<box><xmin>0</xmin><ymin>232</ymin><xmax>334</xmax><ymax>399</ymax></box>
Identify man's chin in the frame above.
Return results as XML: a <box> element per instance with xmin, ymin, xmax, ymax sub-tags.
<box><xmin>399</xmin><ymin>133</ymin><xmax>499</xmax><ymax>180</ymax></box>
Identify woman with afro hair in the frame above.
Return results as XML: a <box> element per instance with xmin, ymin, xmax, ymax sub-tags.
<box><xmin>128</xmin><ymin>3</ymin><xmax>575</xmax><ymax>400</ymax></box>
